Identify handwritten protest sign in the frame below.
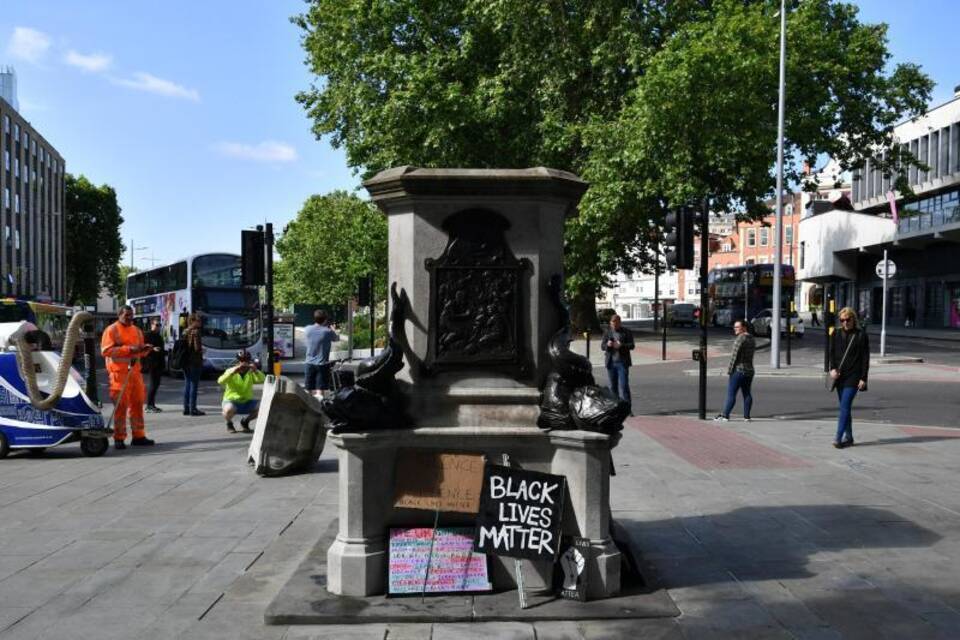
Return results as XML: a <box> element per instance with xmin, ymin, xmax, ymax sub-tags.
<box><xmin>388</xmin><ymin>527</ymin><xmax>492</xmax><ymax>595</ymax></box>
<box><xmin>474</xmin><ymin>465</ymin><xmax>566</xmax><ymax>561</ymax></box>
<box><xmin>393</xmin><ymin>450</ymin><xmax>485</xmax><ymax>513</ymax></box>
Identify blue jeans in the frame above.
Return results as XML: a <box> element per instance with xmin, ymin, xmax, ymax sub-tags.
<box><xmin>723</xmin><ymin>371</ymin><xmax>754</xmax><ymax>419</ymax></box>
<box><xmin>607</xmin><ymin>361</ymin><xmax>631</xmax><ymax>410</ymax></box>
<box><xmin>304</xmin><ymin>363</ymin><xmax>331</xmax><ymax>391</ymax></box>
<box><xmin>835</xmin><ymin>386</ymin><xmax>858</xmax><ymax>443</ymax></box>
<box><xmin>183</xmin><ymin>366</ymin><xmax>202</xmax><ymax>411</ymax></box>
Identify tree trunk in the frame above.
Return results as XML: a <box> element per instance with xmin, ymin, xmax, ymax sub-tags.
<box><xmin>569</xmin><ymin>284</ymin><xmax>600</xmax><ymax>334</ymax></box>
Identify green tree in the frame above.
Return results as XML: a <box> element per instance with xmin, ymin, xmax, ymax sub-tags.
<box><xmin>275</xmin><ymin>191</ymin><xmax>387</xmax><ymax>310</ymax></box>
<box><xmin>294</xmin><ymin>0</ymin><xmax>931</xmax><ymax>329</ymax></box>
<box><xmin>64</xmin><ymin>174</ymin><xmax>125</xmax><ymax>305</ymax></box>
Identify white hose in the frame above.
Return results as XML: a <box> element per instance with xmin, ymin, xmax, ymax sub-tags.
<box><xmin>14</xmin><ymin>311</ymin><xmax>94</xmax><ymax>411</ymax></box>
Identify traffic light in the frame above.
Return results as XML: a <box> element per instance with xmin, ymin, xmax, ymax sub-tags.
<box><xmin>357</xmin><ymin>274</ymin><xmax>372</xmax><ymax>307</ymax></box>
<box><xmin>664</xmin><ymin>206</ymin><xmax>694</xmax><ymax>270</ymax></box>
<box><xmin>241</xmin><ymin>229</ymin><xmax>265</xmax><ymax>285</ymax></box>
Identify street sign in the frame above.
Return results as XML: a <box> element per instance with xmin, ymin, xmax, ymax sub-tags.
<box><xmin>875</xmin><ymin>259</ymin><xmax>897</xmax><ymax>279</ymax></box>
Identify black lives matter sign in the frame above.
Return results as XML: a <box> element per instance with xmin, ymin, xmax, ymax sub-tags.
<box><xmin>474</xmin><ymin>465</ymin><xmax>566</xmax><ymax>561</ymax></box>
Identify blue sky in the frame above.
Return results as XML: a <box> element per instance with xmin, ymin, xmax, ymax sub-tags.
<box><xmin>1</xmin><ymin>1</ymin><xmax>957</xmax><ymax>269</ymax></box>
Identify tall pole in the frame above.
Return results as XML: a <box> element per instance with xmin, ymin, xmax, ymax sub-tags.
<box><xmin>698</xmin><ymin>200</ymin><xmax>709</xmax><ymax>420</ymax></box>
<box><xmin>771</xmin><ymin>0</ymin><xmax>787</xmax><ymax>369</ymax></box>
<box><xmin>654</xmin><ymin>234</ymin><xmax>660</xmax><ymax>332</ymax></box>
<box><xmin>265</xmin><ymin>223</ymin><xmax>275</xmax><ymax>375</ymax></box>
<box><xmin>881</xmin><ymin>249</ymin><xmax>889</xmax><ymax>356</ymax></box>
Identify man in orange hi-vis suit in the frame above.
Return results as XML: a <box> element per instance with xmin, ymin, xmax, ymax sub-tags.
<box><xmin>101</xmin><ymin>305</ymin><xmax>156</xmax><ymax>450</ymax></box>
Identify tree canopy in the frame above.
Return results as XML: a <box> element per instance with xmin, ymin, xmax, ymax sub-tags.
<box><xmin>294</xmin><ymin>0</ymin><xmax>931</xmax><ymax>327</ymax></box>
<box><xmin>64</xmin><ymin>174</ymin><xmax>125</xmax><ymax>305</ymax></box>
<box><xmin>274</xmin><ymin>191</ymin><xmax>387</xmax><ymax>309</ymax></box>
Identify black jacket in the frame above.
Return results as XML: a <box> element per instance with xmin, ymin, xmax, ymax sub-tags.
<box><xmin>600</xmin><ymin>326</ymin><xmax>635</xmax><ymax>368</ymax></box>
<box><xmin>143</xmin><ymin>330</ymin><xmax>166</xmax><ymax>372</ymax></box>
<box><xmin>830</xmin><ymin>328</ymin><xmax>870</xmax><ymax>389</ymax></box>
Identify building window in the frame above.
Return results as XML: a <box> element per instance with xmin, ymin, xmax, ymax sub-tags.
<box><xmin>3</xmin><ymin>115</ymin><xmax>8</xmax><ymax>133</ymax></box>
<box><xmin>745</xmin><ymin>258</ymin><xmax>755</xmax><ymax>266</ymax></box>
<box><xmin>760</xmin><ymin>227</ymin><xmax>769</xmax><ymax>246</ymax></box>
<box><xmin>15</xmin><ymin>194</ymin><xmax>20</xmax><ymax>214</ymax></box>
<box><xmin>14</xmin><ymin>158</ymin><xmax>19</xmax><ymax>178</ymax></box>
<box><xmin>13</xmin><ymin>123</ymin><xmax>18</xmax><ymax>139</ymax></box>
<box><xmin>14</xmin><ymin>230</ymin><xmax>20</xmax><ymax>250</ymax></box>
<box><xmin>3</xmin><ymin>188</ymin><xmax>8</xmax><ymax>208</ymax></box>
<box><xmin>722</xmin><ymin>243</ymin><xmax>731</xmax><ymax>252</ymax></box>
<box><xmin>747</xmin><ymin>228</ymin><xmax>756</xmax><ymax>247</ymax></box>
<box><xmin>785</xmin><ymin>226</ymin><xmax>793</xmax><ymax>245</ymax></box>
<box><xmin>3</xmin><ymin>150</ymin><xmax>8</xmax><ymax>171</ymax></box>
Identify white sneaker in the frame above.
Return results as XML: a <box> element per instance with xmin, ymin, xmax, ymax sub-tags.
<box><xmin>713</xmin><ymin>415</ymin><xmax>729</xmax><ymax>422</ymax></box>
<box><xmin>743</xmin><ymin>417</ymin><xmax>752</xmax><ymax>423</ymax></box>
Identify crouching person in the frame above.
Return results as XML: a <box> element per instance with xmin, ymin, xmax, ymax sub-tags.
<box><xmin>218</xmin><ymin>350</ymin><xmax>266</xmax><ymax>433</ymax></box>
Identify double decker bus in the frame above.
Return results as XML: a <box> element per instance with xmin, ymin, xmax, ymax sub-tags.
<box><xmin>708</xmin><ymin>264</ymin><xmax>796</xmax><ymax>327</ymax></box>
<box><xmin>126</xmin><ymin>254</ymin><xmax>262</xmax><ymax>372</ymax></box>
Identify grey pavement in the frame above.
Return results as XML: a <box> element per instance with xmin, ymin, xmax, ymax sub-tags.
<box><xmin>1</xmin><ymin>378</ymin><xmax>960</xmax><ymax>638</ymax></box>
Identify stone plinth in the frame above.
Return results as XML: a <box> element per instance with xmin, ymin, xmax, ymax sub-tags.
<box><xmin>364</xmin><ymin>166</ymin><xmax>587</xmax><ymax>391</ymax></box>
<box><xmin>325</xmin><ymin>427</ymin><xmax>620</xmax><ymax>599</ymax></box>
<box><xmin>324</xmin><ymin>167</ymin><xmax>620</xmax><ymax>601</ymax></box>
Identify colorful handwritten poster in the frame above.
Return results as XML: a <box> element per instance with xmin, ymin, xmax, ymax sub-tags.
<box><xmin>388</xmin><ymin>527</ymin><xmax>492</xmax><ymax>595</ymax></box>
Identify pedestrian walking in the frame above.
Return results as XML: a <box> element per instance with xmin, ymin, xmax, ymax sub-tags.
<box><xmin>100</xmin><ymin>305</ymin><xmax>156</xmax><ymax>450</ymax></box>
<box><xmin>600</xmin><ymin>314</ymin><xmax>635</xmax><ymax>414</ymax></box>
<box><xmin>218</xmin><ymin>350</ymin><xmax>266</xmax><ymax>433</ymax></box>
<box><xmin>143</xmin><ymin>318</ymin><xmax>165</xmax><ymax>412</ymax></box>
<box><xmin>181</xmin><ymin>313</ymin><xmax>206</xmax><ymax>416</ymax></box>
<box><xmin>715</xmin><ymin>320</ymin><xmax>755</xmax><ymax>423</ymax></box>
<box><xmin>829</xmin><ymin>307</ymin><xmax>870</xmax><ymax>448</ymax></box>
<box><xmin>303</xmin><ymin>310</ymin><xmax>340</xmax><ymax>397</ymax></box>
<box><xmin>810</xmin><ymin>309</ymin><xmax>820</xmax><ymax>327</ymax></box>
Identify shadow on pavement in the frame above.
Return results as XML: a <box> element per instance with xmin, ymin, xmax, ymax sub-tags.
<box><xmin>620</xmin><ymin>505</ymin><xmax>941</xmax><ymax>587</ymax></box>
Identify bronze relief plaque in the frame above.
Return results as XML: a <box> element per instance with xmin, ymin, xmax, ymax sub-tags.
<box><xmin>424</xmin><ymin>209</ymin><xmax>530</xmax><ymax>374</ymax></box>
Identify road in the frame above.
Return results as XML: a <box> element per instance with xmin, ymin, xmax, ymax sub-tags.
<box><xmin>615</xmin><ymin>323</ymin><xmax>960</xmax><ymax>427</ymax></box>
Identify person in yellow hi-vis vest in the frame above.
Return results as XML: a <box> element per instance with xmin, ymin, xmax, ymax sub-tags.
<box><xmin>100</xmin><ymin>305</ymin><xmax>156</xmax><ymax>450</ymax></box>
<box><xmin>218</xmin><ymin>350</ymin><xmax>265</xmax><ymax>433</ymax></box>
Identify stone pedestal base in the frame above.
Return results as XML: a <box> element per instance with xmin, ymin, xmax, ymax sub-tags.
<box><xmin>326</xmin><ymin>426</ymin><xmax>620</xmax><ymax>599</ymax></box>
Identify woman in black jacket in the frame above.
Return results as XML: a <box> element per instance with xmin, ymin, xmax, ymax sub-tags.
<box><xmin>829</xmin><ymin>307</ymin><xmax>870</xmax><ymax>448</ymax></box>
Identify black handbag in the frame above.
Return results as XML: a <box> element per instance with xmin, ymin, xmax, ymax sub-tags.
<box><xmin>825</xmin><ymin>332</ymin><xmax>856</xmax><ymax>391</ymax></box>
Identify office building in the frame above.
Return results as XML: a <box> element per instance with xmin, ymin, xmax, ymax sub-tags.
<box><xmin>0</xmin><ymin>74</ymin><xmax>66</xmax><ymax>302</ymax></box>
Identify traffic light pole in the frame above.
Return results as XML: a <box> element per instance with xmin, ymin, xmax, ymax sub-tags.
<box><xmin>264</xmin><ymin>223</ymin><xmax>275</xmax><ymax>375</ymax></box>
<box><xmin>698</xmin><ymin>200</ymin><xmax>709</xmax><ymax>420</ymax></box>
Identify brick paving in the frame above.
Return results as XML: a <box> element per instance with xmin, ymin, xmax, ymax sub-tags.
<box><xmin>630</xmin><ymin>416</ymin><xmax>811</xmax><ymax>470</ymax></box>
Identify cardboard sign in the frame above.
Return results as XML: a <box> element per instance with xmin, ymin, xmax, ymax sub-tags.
<box><xmin>388</xmin><ymin>527</ymin><xmax>492</xmax><ymax>595</ymax></box>
<box><xmin>558</xmin><ymin>536</ymin><xmax>591</xmax><ymax>601</ymax></box>
<box><xmin>393</xmin><ymin>450</ymin><xmax>485</xmax><ymax>514</ymax></box>
<box><xmin>474</xmin><ymin>465</ymin><xmax>566</xmax><ymax>561</ymax></box>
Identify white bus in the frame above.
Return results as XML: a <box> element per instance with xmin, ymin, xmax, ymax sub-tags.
<box><xmin>126</xmin><ymin>253</ymin><xmax>262</xmax><ymax>372</ymax></box>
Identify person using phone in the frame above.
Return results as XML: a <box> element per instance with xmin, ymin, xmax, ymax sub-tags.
<box><xmin>600</xmin><ymin>314</ymin><xmax>635</xmax><ymax>415</ymax></box>
<box><xmin>218</xmin><ymin>350</ymin><xmax>266</xmax><ymax>433</ymax></box>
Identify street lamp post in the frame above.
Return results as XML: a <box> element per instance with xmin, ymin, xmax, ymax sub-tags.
<box><xmin>771</xmin><ymin>0</ymin><xmax>787</xmax><ymax>368</ymax></box>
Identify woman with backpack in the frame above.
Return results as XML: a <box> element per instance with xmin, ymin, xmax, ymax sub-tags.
<box><xmin>181</xmin><ymin>314</ymin><xmax>206</xmax><ymax>416</ymax></box>
<box><xmin>829</xmin><ymin>307</ymin><xmax>870</xmax><ymax>448</ymax></box>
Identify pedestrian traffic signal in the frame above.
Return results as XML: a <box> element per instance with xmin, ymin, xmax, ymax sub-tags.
<box><xmin>664</xmin><ymin>207</ymin><xmax>694</xmax><ymax>270</ymax></box>
<box><xmin>241</xmin><ymin>229</ymin><xmax>265</xmax><ymax>285</ymax></box>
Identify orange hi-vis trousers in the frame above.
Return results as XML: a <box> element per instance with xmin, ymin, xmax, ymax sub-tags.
<box><xmin>109</xmin><ymin>366</ymin><xmax>146</xmax><ymax>441</ymax></box>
